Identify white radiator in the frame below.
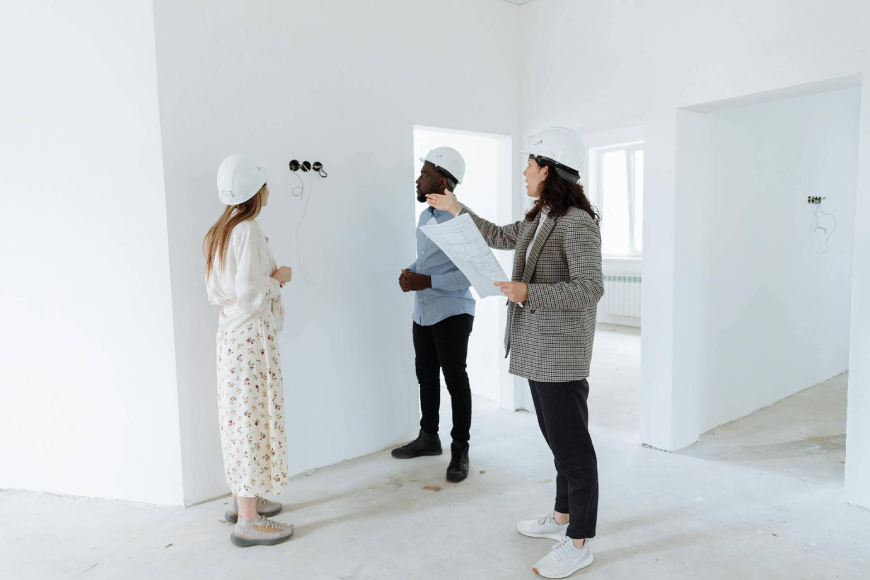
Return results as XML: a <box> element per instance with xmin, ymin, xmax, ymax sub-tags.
<box><xmin>601</xmin><ymin>275</ymin><xmax>642</xmax><ymax>318</ymax></box>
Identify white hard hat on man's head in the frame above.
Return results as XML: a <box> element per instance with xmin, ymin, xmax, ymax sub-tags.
<box><xmin>526</xmin><ymin>127</ymin><xmax>587</xmax><ymax>180</ymax></box>
<box><xmin>217</xmin><ymin>154</ymin><xmax>268</xmax><ymax>205</ymax></box>
<box><xmin>420</xmin><ymin>147</ymin><xmax>466</xmax><ymax>185</ymax></box>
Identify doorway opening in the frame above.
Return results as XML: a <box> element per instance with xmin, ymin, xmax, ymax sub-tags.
<box><xmin>670</xmin><ymin>81</ymin><xmax>861</xmax><ymax>491</ymax></box>
<box><xmin>412</xmin><ymin>125</ymin><xmax>513</xmax><ymax>410</ymax></box>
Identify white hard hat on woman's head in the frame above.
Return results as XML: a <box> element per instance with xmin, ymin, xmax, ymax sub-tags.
<box><xmin>420</xmin><ymin>147</ymin><xmax>466</xmax><ymax>185</ymax></box>
<box><xmin>526</xmin><ymin>127</ymin><xmax>587</xmax><ymax>181</ymax></box>
<box><xmin>217</xmin><ymin>155</ymin><xmax>268</xmax><ymax>205</ymax></box>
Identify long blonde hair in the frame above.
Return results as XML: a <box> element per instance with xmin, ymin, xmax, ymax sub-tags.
<box><xmin>204</xmin><ymin>185</ymin><xmax>266</xmax><ymax>277</ymax></box>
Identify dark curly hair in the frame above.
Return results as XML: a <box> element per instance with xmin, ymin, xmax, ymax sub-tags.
<box><xmin>526</xmin><ymin>156</ymin><xmax>600</xmax><ymax>224</ymax></box>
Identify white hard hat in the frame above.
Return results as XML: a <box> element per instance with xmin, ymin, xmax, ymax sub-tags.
<box><xmin>526</xmin><ymin>127</ymin><xmax>587</xmax><ymax>179</ymax></box>
<box><xmin>419</xmin><ymin>147</ymin><xmax>466</xmax><ymax>184</ymax></box>
<box><xmin>217</xmin><ymin>155</ymin><xmax>268</xmax><ymax>205</ymax></box>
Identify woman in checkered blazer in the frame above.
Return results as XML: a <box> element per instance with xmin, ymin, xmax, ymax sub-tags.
<box><xmin>426</xmin><ymin>127</ymin><xmax>604</xmax><ymax>578</ymax></box>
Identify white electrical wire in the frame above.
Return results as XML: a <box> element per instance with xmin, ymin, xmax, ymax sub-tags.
<box><xmin>291</xmin><ymin>171</ymin><xmax>304</xmax><ymax>198</ymax></box>
<box><xmin>297</xmin><ymin>173</ymin><xmax>316</xmax><ymax>285</ymax></box>
<box><xmin>818</xmin><ymin>202</ymin><xmax>837</xmax><ymax>255</ymax></box>
<box><xmin>813</xmin><ymin>201</ymin><xmax>837</xmax><ymax>255</ymax></box>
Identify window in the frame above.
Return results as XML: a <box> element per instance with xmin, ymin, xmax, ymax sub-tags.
<box><xmin>589</xmin><ymin>143</ymin><xmax>644</xmax><ymax>257</ymax></box>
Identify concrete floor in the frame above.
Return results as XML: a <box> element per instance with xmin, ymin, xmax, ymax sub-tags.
<box><xmin>4</xmin><ymin>326</ymin><xmax>868</xmax><ymax>579</ymax></box>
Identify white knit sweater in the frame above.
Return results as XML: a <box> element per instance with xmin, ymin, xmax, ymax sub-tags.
<box><xmin>206</xmin><ymin>219</ymin><xmax>285</xmax><ymax>331</ymax></box>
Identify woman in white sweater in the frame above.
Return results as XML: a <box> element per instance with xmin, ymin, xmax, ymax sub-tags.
<box><xmin>204</xmin><ymin>155</ymin><xmax>294</xmax><ymax>547</ymax></box>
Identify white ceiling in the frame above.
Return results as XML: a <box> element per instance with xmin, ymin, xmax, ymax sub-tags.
<box><xmin>502</xmin><ymin>0</ymin><xmax>533</xmax><ymax>5</ymax></box>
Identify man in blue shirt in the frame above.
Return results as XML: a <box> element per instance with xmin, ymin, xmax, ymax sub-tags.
<box><xmin>393</xmin><ymin>147</ymin><xmax>475</xmax><ymax>483</ymax></box>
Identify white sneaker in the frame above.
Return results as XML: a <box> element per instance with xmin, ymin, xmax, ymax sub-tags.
<box><xmin>517</xmin><ymin>513</ymin><xmax>570</xmax><ymax>540</ymax></box>
<box><xmin>532</xmin><ymin>536</ymin><xmax>593</xmax><ymax>578</ymax></box>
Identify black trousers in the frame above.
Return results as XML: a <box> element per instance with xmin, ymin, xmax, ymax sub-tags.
<box><xmin>413</xmin><ymin>314</ymin><xmax>474</xmax><ymax>448</ymax></box>
<box><xmin>529</xmin><ymin>379</ymin><xmax>598</xmax><ymax>540</ymax></box>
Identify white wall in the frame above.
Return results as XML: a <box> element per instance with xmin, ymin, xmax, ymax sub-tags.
<box><xmin>675</xmin><ymin>88</ymin><xmax>859</xmax><ymax>433</ymax></box>
<box><xmin>412</xmin><ymin>128</ymin><xmax>513</xmax><ymax>404</ymax></box>
<box><xmin>518</xmin><ymin>0</ymin><xmax>870</xmax><ymax>506</ymax></box>
<box><xmin>0</xmin><ymin>1</ymin><xmax>183</xmax><ymax>504</ymax></box>
<box><xmin>152</xmin><ymin>0</ymin><xmax>523</xmax><ymax>504</ymax></box>
<box><xmin>845</xmin><ymin>73</ymin><xmax>870</xmax><ymax>508</ymax></box>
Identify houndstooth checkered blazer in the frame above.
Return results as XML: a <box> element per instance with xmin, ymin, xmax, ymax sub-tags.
<box><xmin>461</xmin><ymin>206</ymin><xmax>604</xmax><ymax>382</ymax></box>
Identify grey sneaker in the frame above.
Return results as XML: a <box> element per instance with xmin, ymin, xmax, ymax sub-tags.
<box><xmin>230</xmin><ymin>514</ymin><xmax>294</xmax><ymax>547</ymax></box>
<box><xmin>532</xmin><ymin>536</ymin><xmax>593</xmax><ymax>578</ymax></box>
<box><xmin>517</xmin><ymin>513</ymin><xmax>570</xmax><ymax>540</ymax></box>
<box><xmin>225</xmin><ymin>496</ymin><xmax>283</xmax><ymax>523</ymax></box>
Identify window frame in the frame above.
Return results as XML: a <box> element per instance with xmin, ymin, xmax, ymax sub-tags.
<box><xmin>590</xmin><ymin>142</ymin><xmax>644</xmax><ymax>258</ymax></box>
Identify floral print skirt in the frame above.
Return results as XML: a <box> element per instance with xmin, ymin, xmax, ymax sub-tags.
<box><xmin>215</xmin><ymin>316</ymin><xmax>288</xmax><ymax>497</ymax></box>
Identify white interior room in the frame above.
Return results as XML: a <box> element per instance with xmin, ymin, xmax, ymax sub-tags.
<box><xmin>1</xmin><ymin>1</ymin><xmax>869</xmax><ymax>579</ymax></box>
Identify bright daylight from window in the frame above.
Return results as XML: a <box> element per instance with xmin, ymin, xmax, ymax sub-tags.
<box><xmin>593</xmin><ymin>145</ymin><xmax>644</xmax><ymax>257</ymax></box>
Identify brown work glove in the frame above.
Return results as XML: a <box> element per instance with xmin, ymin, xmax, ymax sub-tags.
<box><xmin>399</xmin><ymin>269</ymin><xmax>432</xmax><ymax>292</ymax></box>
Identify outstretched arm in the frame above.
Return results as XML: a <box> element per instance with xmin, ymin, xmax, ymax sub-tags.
<box><xmin>425</xmin><ymin>189</ymin><xmax>524</xmax><ymax>250</ymax></box>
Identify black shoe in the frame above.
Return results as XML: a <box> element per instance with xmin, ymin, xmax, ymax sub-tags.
<box><xmin>446</xmin><ymin>443</ymin><xmax>469</xmax><ymax>483</ymax></box>
<box><xmin>391</xmin><ymin>429</ymin><xmax>443</xmax><ymax>459</ymax></box>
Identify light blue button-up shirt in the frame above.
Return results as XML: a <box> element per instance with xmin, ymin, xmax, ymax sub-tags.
<box><xmin>408</xmin><ymin>205</ymin><xmax>475</xmax><ymax>326</ymax></box>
